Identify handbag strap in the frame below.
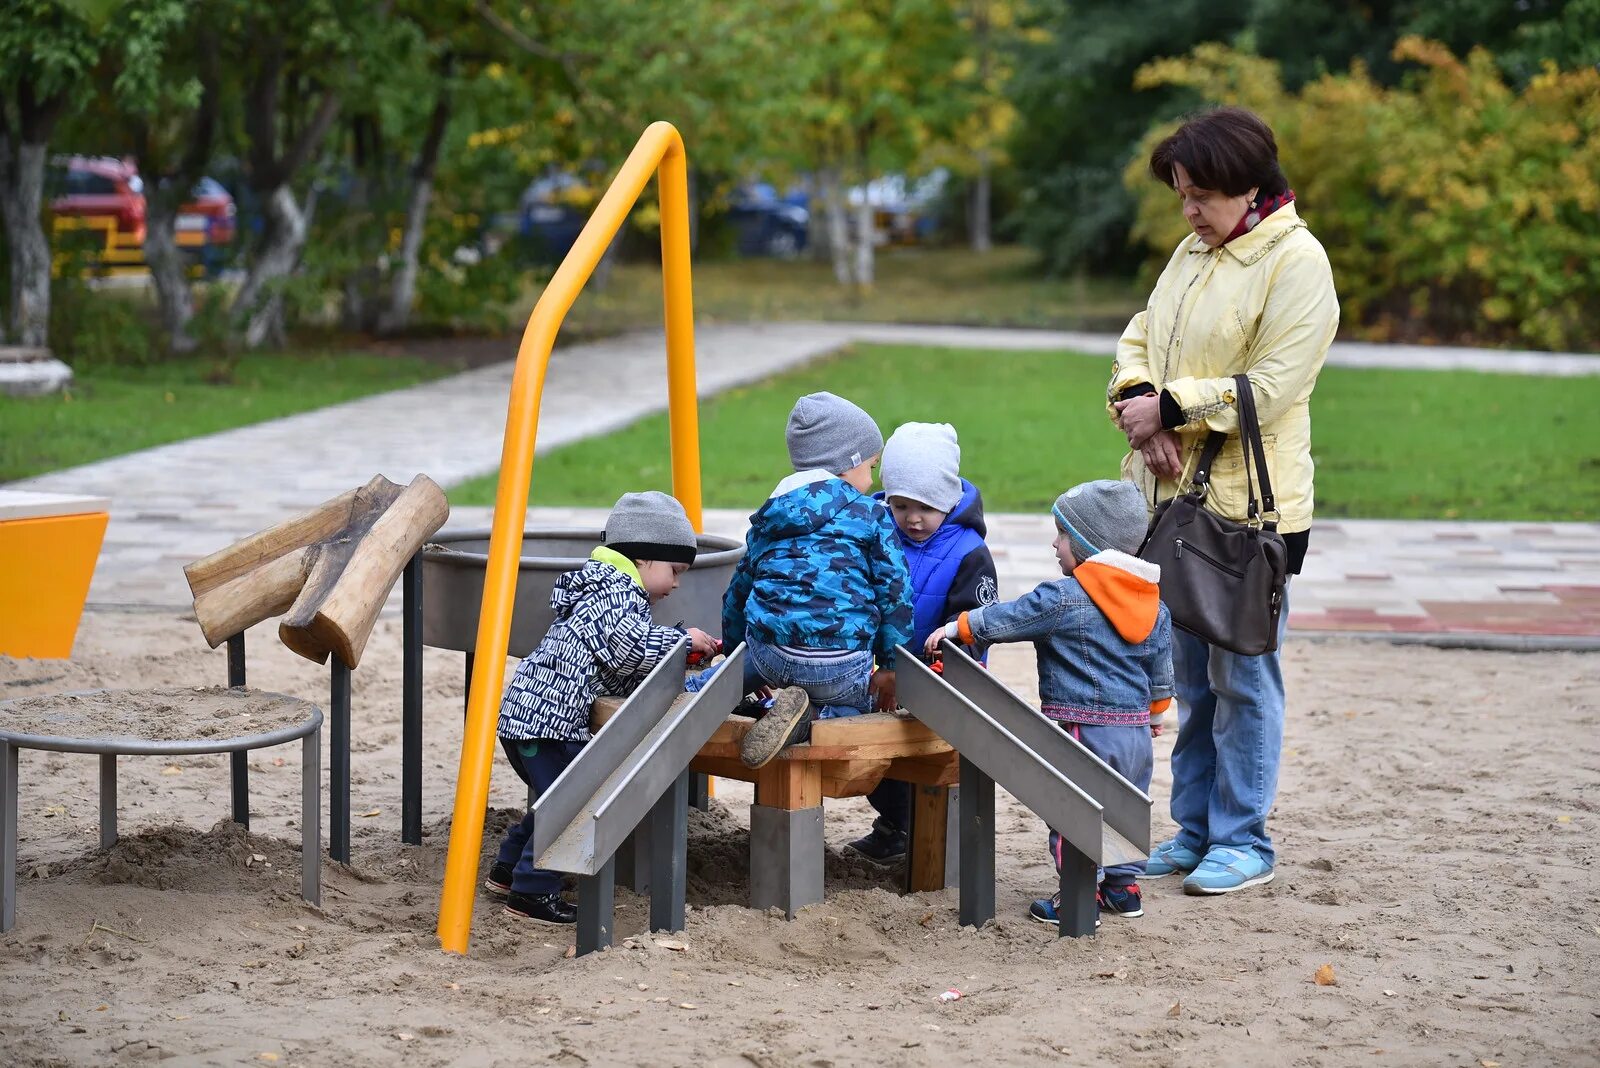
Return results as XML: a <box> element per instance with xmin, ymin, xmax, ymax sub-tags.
<box><xmin>1232</xmin><ymin>373</ymin><xmax>1277</xmax><ymax>521</ymax></box>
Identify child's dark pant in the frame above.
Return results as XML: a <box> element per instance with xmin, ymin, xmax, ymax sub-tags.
<box><xmin>494</xmin><ymin>737</ymin><xmax>587</xmax><ymax>896</ymax></box>
<box><xmin>1049</xmin><ymin>721</ymin><xmax>1153</xmax><ymax>888</ymax></box>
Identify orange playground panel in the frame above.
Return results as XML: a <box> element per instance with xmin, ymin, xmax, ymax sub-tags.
<box><xmin>0</xmin><ymin>492</ymin><xmax>109</xmax><ymax>659</ymax></box>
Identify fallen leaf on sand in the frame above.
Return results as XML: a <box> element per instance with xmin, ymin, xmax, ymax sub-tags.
<box><xmin>445</xmin><ymin>982</ymin><xmax>460</xmax><ymax>990</ymax></box>
<box><xmin>563</xmin><ymin>946</ymin><xmax>576</xmax><ymax>959</ymax></box>
<box><xmin>257</xmin><ymin>1055</ymin><xmax>278</xmax><ymax>1063</ymax></box>
<box><xmin>272</xmin><ymin>758</ymin><xmax>285</xmax><ymax>767</ymax></box>
<box><xmin>654</xmin><ymin>938</ymin><xmax>688</xmax><ymax>952</ymax></box>
<box><xmin>1094</xmin><ymin>970</ymin><xmax>1127</xmax><ymax>980</ymax></box>
<box><xmin>1314</xmin><ymin>964</ymin><xmax>1338</xmax><ymax>987</ymax></box>
<box><xmin>360</xmin><ymin>808</ymin><xmax>381</xmax><ymax>818</ymax></box>
<box><xmin>1167</xmin><ymin>1001</ymin><xmax>1181</xmax><ymax>1018</ymax></box>
<box><xmin>161</xmin><ymin>766</ymin><xmax>182</xmax><ymax>776</ymax></box>
<box><xmin>918</xmin><ymin>912</ymin><xmax>934</xmax><ymax>927</ymax></box>
<box><xmin>1481</xmin><ymin>1061</ymin><xmax>1500</xmax><ymax>1068</ymax></box>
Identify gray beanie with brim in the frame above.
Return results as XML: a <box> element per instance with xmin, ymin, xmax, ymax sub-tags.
<box><xmin>604</xmin><ymin>491</ymin><xmax>698</xmax><ymax>565</ymax></box>
<box><xmin>785</xmin><ymin>391</ymin><xmax>884</xmax><ymax>475</ymax></box>
<box><xmin>1052</xmin><ymin>479</ymin><xmax>1148</xmax><ymax>559</ymax></box>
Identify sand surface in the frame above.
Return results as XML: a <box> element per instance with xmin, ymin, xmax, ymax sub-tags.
<box><xmin>1</xmin><ymin>609</ymin><xmax>1596</xmax><ymax>1067</ymax></box>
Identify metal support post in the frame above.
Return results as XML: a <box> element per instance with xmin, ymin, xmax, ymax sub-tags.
<box><xmin>576</xmin><ymin>855</ymin><xmax>616</xmax><ymax>957</ymax></box>
<box><xmin>228</xmin><ymin>633</ymin><xmax>249</xmax><ymax>828</ymax></box>
<box><xmin>302</xmin><ymin>728</ymin><xmax>322</xmax><ymax>907</ymax></box>
<box><xmin>615</xmin><ymin>827</ymin><xmax>651</xmax><ymax>895</ymax></box>
<box><xmin>401</xmin><ymin>556</ymin><xmax>423</xmax><ymax>845</ymax></box>
<box><xmin>690</xmin><ymin>772</ymin><xmax>710</xmax><ymax>812</ymax></box>
<box><xmin>1057</xmin><ymin>842</ymin><xmax>1097</xmax><ymax>938</ymax></box>
<box><xmin>957</xmin><ymin>756</ymin><xmax>995</xmax><ymax>929</ymax></box>
<box><xmin>330</xmin><ymin>659</ymin><xmax>352</xmax><ymax>864</ymax></box>
<box><xmin>1</xmin><ymin>742</ymin><xmax>16</xmax><ymax>933</ymax></box>
<box><xmin>98</xmin><ymin>753</ymin><xmax>117</xmax><ymax>850</ymax></box>
<box><xmin>648</xmin><ymin>771</ymin><xmax>689</xmax><ymax>933</ymax></box>
<box><xmin>749</xmin><ymin>805</ymin><xmax>824</xmax><ymax>919</ymax></box>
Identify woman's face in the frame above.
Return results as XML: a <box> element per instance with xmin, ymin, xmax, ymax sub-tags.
<box><xmin>1172</xmin><ymin>162</ymin><xmax>1255</xmax><ymax>248</ymax></box>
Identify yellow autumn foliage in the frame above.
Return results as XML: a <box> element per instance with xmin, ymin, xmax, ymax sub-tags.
<box><xmin>1125</xmin><ymin>39</ymin><xmax>1600</xmax><ymax>351</ymax></box>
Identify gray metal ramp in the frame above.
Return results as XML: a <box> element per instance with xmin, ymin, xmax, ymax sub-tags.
<box><xmin>936</xmin><ymin>646</ymin><xmax>1151</xmax><ymax>860</ymax></box>
<box><xmin>534</xmin><ymin>643</ymin><xmax>747</xmax><ymax>874</ymax></box>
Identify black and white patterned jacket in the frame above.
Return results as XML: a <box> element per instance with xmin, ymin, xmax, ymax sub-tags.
<box><xmin>497</xmin><ymin>549</ymin><xmax>686</xmax><ymax>742</ymax></box>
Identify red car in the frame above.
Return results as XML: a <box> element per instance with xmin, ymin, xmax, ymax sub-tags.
<box><xmin>50</xmin><ymin>156</ymin><xmax>236</xmax><ymax>265</ymax></box>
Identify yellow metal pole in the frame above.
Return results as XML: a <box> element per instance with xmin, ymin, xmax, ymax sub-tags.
<box><xmin>437</xmin><ymin>122</ymin><xmax>694</xmax><ymax>954</ymax></box>
<box><xmin>656</xmin><ymin>138</ymin><xmax>703</xmax><ymax>532</ymax></box>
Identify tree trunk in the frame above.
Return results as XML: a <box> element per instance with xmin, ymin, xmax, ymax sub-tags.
<box><xmin>819</xmin><ymin>168</ymin><xmax>853</xmax><ymax>285</ymax></box>
<box><xmin>0</xmin><ymin>139</ymin><xmax>53</xmax><ymax>348</ymax></box>
<box><xmin>232</xmin><ymin>185</ymin><xmax>310</xmax><ymax>349</ymax></box>
<box><xmin>853</xmin><ymin>197</ymin><xmax>875</xmax><ymax>290</ymax></box>
<box><xmin>971</xmin><ymin>151</ymin><xmax>993</xmax><ymax>253</ymax></box>
<box><xmin>144</xmin><ymin>193</ymin><xmax>198</xmax><ymax>353</ymax></box>
<box><xmin>377</xmin><ymin>78</ymin><xmax>452</xmax><ymax>336</ymax></box>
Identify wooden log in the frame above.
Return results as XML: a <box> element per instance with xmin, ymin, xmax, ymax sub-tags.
<box><xmin>190</xmin><ymin>545</ymin><xmax>316</xmax><ymax>648</ymax></box>
<box><xmin>280</xmin><ymin>474</ymin><xmax>449</xmax><ymax>668</ymax></box>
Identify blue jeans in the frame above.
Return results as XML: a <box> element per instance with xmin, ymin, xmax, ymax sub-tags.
<box><xmin>689</xmin><ymin>634</ymin><xmax>873</xmax><ymax>721</ymax></box>
<box><xmin>495</xmin><ymin>738</ymin><xmax>587</xmax><ymax>896</ymax></box>
<box><xmin>1168</xmin><ymin>589</ymin><xmax>1291</xmax><ymax>867</ymax></box>
<box><xmin>1049</xmin><ymin>722</ymin><xmax>1153</xmax><ymax>887</ymax></box>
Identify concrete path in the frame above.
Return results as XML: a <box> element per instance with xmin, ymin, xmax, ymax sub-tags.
<box><xmin>9</xmin><ymin>321</ymin><xmax>1598</xmax><ymax>641</ymax></box>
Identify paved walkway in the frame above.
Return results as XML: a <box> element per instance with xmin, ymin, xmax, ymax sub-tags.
<box><xmin>9</xmin><ymin>322</ymin><xmax>1598</xmax><ymax>641</ymax></box>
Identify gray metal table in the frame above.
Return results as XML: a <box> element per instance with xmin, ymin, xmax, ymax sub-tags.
<box><xmin>0</xmin><ymin>686</ymin><xmax>323</xmax><ymax>932</ymax></box>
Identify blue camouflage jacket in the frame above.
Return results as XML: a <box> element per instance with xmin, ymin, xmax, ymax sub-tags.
<box><xmin>722</xmin><ymin>471</ymin><xmax>915</xmax><ymax>668</ymax></box>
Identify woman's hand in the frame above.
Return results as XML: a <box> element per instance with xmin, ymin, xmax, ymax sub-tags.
<box><xmin>1113</xmin><ymin>393</ymin><xmax>1166</xmax><ymax>449</ymax></box>
<box><xmin>869</xmin><ymin>669</ymin><xmax>897</xmax><ymax>712</ymax></box>
<box><xmin>1141</xmin><ymin>430</ymin><xmax>1185</xmax><ymax>481</ymax></box>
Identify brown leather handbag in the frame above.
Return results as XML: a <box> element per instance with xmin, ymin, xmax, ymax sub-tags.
<box><xmin>1138</xmin><ymin>373</ymin><xmax>1288</xmax><ymax>656</ymax></box>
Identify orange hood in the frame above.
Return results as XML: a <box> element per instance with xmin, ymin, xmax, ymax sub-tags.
<box><xmin>1074</xmin><ymin>550</ymin><xmax>1163</xmax><ymax>644</ymax></box>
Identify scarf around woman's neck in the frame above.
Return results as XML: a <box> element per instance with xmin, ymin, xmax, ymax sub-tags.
<box><xmin>1223</xmin><ymin>188</ymin><xmax>1295</xmax><ymax>244</ymax></box>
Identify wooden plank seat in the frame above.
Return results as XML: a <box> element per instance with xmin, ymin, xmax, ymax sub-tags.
<box><xmin>687</xmin><ymin>712</ymin><xmax>960</xmax><ymax>917</ymax></box>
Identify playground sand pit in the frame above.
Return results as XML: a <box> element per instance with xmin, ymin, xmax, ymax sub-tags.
<box><xmin>1</xmin><ymin>608</ymin><xmax>1596</xmax><ymax>1066</ymax></box>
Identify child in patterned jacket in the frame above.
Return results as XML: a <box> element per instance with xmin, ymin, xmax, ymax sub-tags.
<box><xmin>485</xmin><ymin>491</ymin><xmax>716</xmax><ymax>925</ymax></box>
<box><xmin>721</xmin><ymin>392</ymin><xmax>915</xmax><ymax>770</ymax></box>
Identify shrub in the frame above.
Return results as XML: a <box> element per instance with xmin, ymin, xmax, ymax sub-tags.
<box><xmin>1125</xmin><ymin>39</ymin><xmax>1600</xmax><ymax>352</ymax></box>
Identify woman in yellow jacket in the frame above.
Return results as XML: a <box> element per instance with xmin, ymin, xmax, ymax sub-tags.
<box><xmin>1108</xmin><ymin>107</ymin><xmax>1338</xmax><ymax>896</ymax></box>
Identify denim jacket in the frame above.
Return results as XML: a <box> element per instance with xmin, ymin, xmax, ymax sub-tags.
<box><xmin>954</xmin><ymin>549</ymin><xmax>1173</xmax><ymax>727</ymax></box>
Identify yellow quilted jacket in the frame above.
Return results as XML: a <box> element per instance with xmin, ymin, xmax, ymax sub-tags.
<box><xmin>1107</xmin><ymin>202</ymin><xmax>1338</xmax><ymax>534</ymax></box>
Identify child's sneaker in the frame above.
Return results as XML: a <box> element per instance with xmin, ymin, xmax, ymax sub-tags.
<box><xmin>1098</xmin><ymin>883</ymin><xmax>1144</xmax><ymax>917</ymax></box>
<box><xmin>845</xmin><ymin>818</ymin><xmax>907</xmax><ymax>865</ymax></box>
<box><xmin>503</xmin><ymin>891</ymin><xmax>577</xmax><ymax>925</ymax></box>
<box><xmin>484</xmin><ymin>861</ymin><xmax>514</xmax><ymax>898</ymax></box>
<box><xmin>1027</xmin><ymin>892</ymin><xmax>1101</xmax><ymax>928</ymax></box>
<box><xmin>739</xmin><ymin>687</ymin><xmax>811</xmax><ymax>769</ymax></box>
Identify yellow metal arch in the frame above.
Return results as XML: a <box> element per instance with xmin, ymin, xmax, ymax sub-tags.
<box><xmin>437</xmin><ymin>121</ymin><xmax>702</xmax><ymax>954</ymax></box>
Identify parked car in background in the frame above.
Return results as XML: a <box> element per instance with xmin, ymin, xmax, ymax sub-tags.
<box><xmin>48</xmin><ymin>157</ymin><xmax>237</xmax><ymax>277</ymax></box>
<box><xmin>518</xmin><ymin>172</ymin><xmax>590</xmax><ymax>263</ymax></box>
<box><xmin>726</xmin><ymin>182</ymin><xmax>809</xmax><ymax>258</ymax></box>
<box><xmin>49</xmin><ymin>156</ymin><xmax>146</xmax><ymax>245</ymax></box>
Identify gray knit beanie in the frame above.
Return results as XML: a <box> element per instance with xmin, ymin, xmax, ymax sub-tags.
<box><xmin>881</xmin><ymin>422</ymin><xmax>963</xmax><ymax>513</ymax></box>
<box><xmin>604</xmin><ymin>491</ymin><xmax>698</xmax><ymax>565</ymax></box>
<box><xmin>1052</xmin><ymin>479</ymin><xmax>1148</xmax><ymax>559</ymax></box>
<box><xmin>785</xmin><ymin>392</ymin><xmax>884</xmax><ymax>475</ymax></box>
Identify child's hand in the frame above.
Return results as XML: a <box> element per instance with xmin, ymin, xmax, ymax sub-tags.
<box><xmin>685</xmin><ymin>627</ymin><xmax>718</xmax><ymax>659</ymax></box>
<box><xmin>922</xmin><ymin>630</ymin><xmax>945</xmax><ymax>657</ymax></box>
<box><xmin>869</xmin><ymin>669</ymin><xmax>897</xmax><ymax>712</ymax></box>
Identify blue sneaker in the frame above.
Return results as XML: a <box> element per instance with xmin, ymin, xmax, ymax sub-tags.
<box><xmin>1028</xmin><ymin>892</ymin><xmax>1101</xmax><ymax>928</ymax></box>
<box><xmin>1182</xmin><ymin>846</ymin><xmax>1275</xmax><ymax>895</ymax></box>
<box><xmin>1098</xmin><ymin>883</ymin><xmax>1144</xmax><ymax>918</ymax></box>
<box><xmin>1144</xmin><ymin>838</ymin><xmax>1204</xmax><ymax>878</ymax></box>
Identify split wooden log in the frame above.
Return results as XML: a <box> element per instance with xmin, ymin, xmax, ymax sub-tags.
<box><xmin>184</xmin><ymin>474</ymin><xmax>448</xmax><ymax>668</ymax></box>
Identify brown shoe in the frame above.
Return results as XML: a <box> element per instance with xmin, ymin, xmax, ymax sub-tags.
<box><xmin>739</xmin><ymin>687</ymin><xmax>810</xmax><ymax>769</ymax></box>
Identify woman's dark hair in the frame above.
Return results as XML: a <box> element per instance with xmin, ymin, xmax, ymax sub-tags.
<box><xmin>1149</xmin><ymin>106</ymin><xmax>1288</xmax><ymax>198</ymax></box>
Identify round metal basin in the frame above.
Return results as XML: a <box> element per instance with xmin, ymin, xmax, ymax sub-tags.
<box><xmin>421</xmin><ymin>528</ymin><xmax>744</xmax><ymax>657</ymax></box>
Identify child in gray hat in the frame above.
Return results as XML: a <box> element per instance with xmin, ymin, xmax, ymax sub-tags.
<box><xmin>489</xmin><ymin>491</ymin><xmax>717</xmax><ymax>925</ymax></box>
<box><xmin>927</xmin><ymin>478</ymin><xmax>1173</xmax><ymax>925</ymax></box>
<box><xmin>720</xmin><ymin>392</ymin><xmax>915</xmax><ymax>769</ymax></box>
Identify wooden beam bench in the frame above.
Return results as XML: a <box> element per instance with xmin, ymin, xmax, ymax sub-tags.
<box><xmin>689</xmin><ymin>712</ymin><xmax>959</xmax><ymax>917</ymax></box>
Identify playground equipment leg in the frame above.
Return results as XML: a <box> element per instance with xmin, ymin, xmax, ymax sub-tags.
<box><xmin>228</xmin><ymin>633</ymin><xmax>249</xmax><ymax>829</ymax></box>
<box><xmin>616</xmin><ymin>827</ymin><xmax>652</xmax><ymax>895</ymax></box>
<box><xmin>907</xmin><ymin>784</ymin><xmax>956</xmax><ymax>893</ymax></box>
<box><xmin>1057</xmin><ymin>842</ymin><xmax>1097</xmax><ymax>938</ymax></box>
<box><xmin>576</xmin><ymin>855</ymin><xmax>616</xmax><ymax>956</ymax></box>
<box><xmin>302</xmin><ymin>728</ymin><xmax>322</xmax><ymax>907</ymax></box>
<box><xmin>462</xmin><ymin>651</ymin><xmax>474</xmax><ymax>718</ymax></box>
<box><xmin>958</xmin><ymin>757</ymin><xmax>996</xmax><ymax>928</ymax></box>
<box><xmin>1</xmin><ymin>741</ymin><xmax>15</xmax><ymax>933</ymax></box>
<box><xmin>330</xmin><ymin>660</ymin><xmax>351</xmax><ymax>864</ymax></box>
<box><xmin>691</xmin><ymin>772</ymin><xmax>710</xmax><ymax>812</ymax></box>
<box><xmin>751</xmin><ymin>762</ymin><xmax>824</xmax><ymax>918</ymax></box>
<box><xmin>98</xmin><ymin>754</ymin><xmax>117</xmax><ymax>850</ymax></box>
<box><xmin>648</xmin><ymin>771</ymin><xmax>690</xmax><ymax>933</ymax></box>
<box><xmin>401</xmin><ymin>557</ymin><xmax>423</xmax><ymax>846</ymax></box>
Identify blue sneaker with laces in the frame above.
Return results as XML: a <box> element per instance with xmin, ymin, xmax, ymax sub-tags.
<box><xmin>1182</xmin><ymin>845</ymin><xmax>1275</xmax><ymax>895</ymax></box>
<box><xmin>1144</xmin><ymin>838</ymin><xmax>1204</xmax><ymax>878</ymax></box>
<box><xmin>1098</xmin><ymin>883</ymin><xmax>1144</xmax><ymax>918</ymax></box>
<box><xmin>1027</xmin><ymin>892</ymin><xmax>1102</xmax><ymax>927</ymax></box>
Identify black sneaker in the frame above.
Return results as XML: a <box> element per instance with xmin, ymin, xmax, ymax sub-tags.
<box><xmin>484</xmin><ymin>862</ymin><xmax>514</xmax><ymax>898</ymax></box>
<box><xmin>846</xmin><ymin>819</ymin><xmax>908</xmax><ymax>865</ymax></box>
<box><xmin>1028</xmin><ymin>892</ymin><xmax>1101</xmax><ymax>928</ymax></box>
<box><xmin>504</xmin><ymin>891</ymin><xmax>577</xmax><ymax>925</ymax></box>
<box><xmin>1098</xmin><ymin>882</ymin><xmax>1144</xmax><ymax>918</ymax></box>
<box><xmin>739</xmin><ymin>687</ymin><xmax>811</xmax><ymax>769</ymax></box>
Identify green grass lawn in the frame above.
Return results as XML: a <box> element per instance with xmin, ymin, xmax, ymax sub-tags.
<box><xmin>534</xmin><ymin>245</ymin><xmax>1145</xmax><ymax>336</ymax></box>
<box><xmin>0</xmin><ymin>351</ymin><xmax>451</xmax><ymax>482</ymax></box>
<box><xmin>451</xmin><ymin>343</ymin><xmax>1600</xmax><ymax>521</ymax></box>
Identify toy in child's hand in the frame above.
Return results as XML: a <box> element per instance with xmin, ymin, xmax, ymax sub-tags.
<box><xmin>686</xmin><ymin>637</ymin><xmax>724</xmax><ymax>668</ymax></box>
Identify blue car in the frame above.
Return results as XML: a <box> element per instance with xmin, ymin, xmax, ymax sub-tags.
<box><xmin>726</xmin><ymin>183</ymin><xmax>808</xmax><ymax>259</ymax></box>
